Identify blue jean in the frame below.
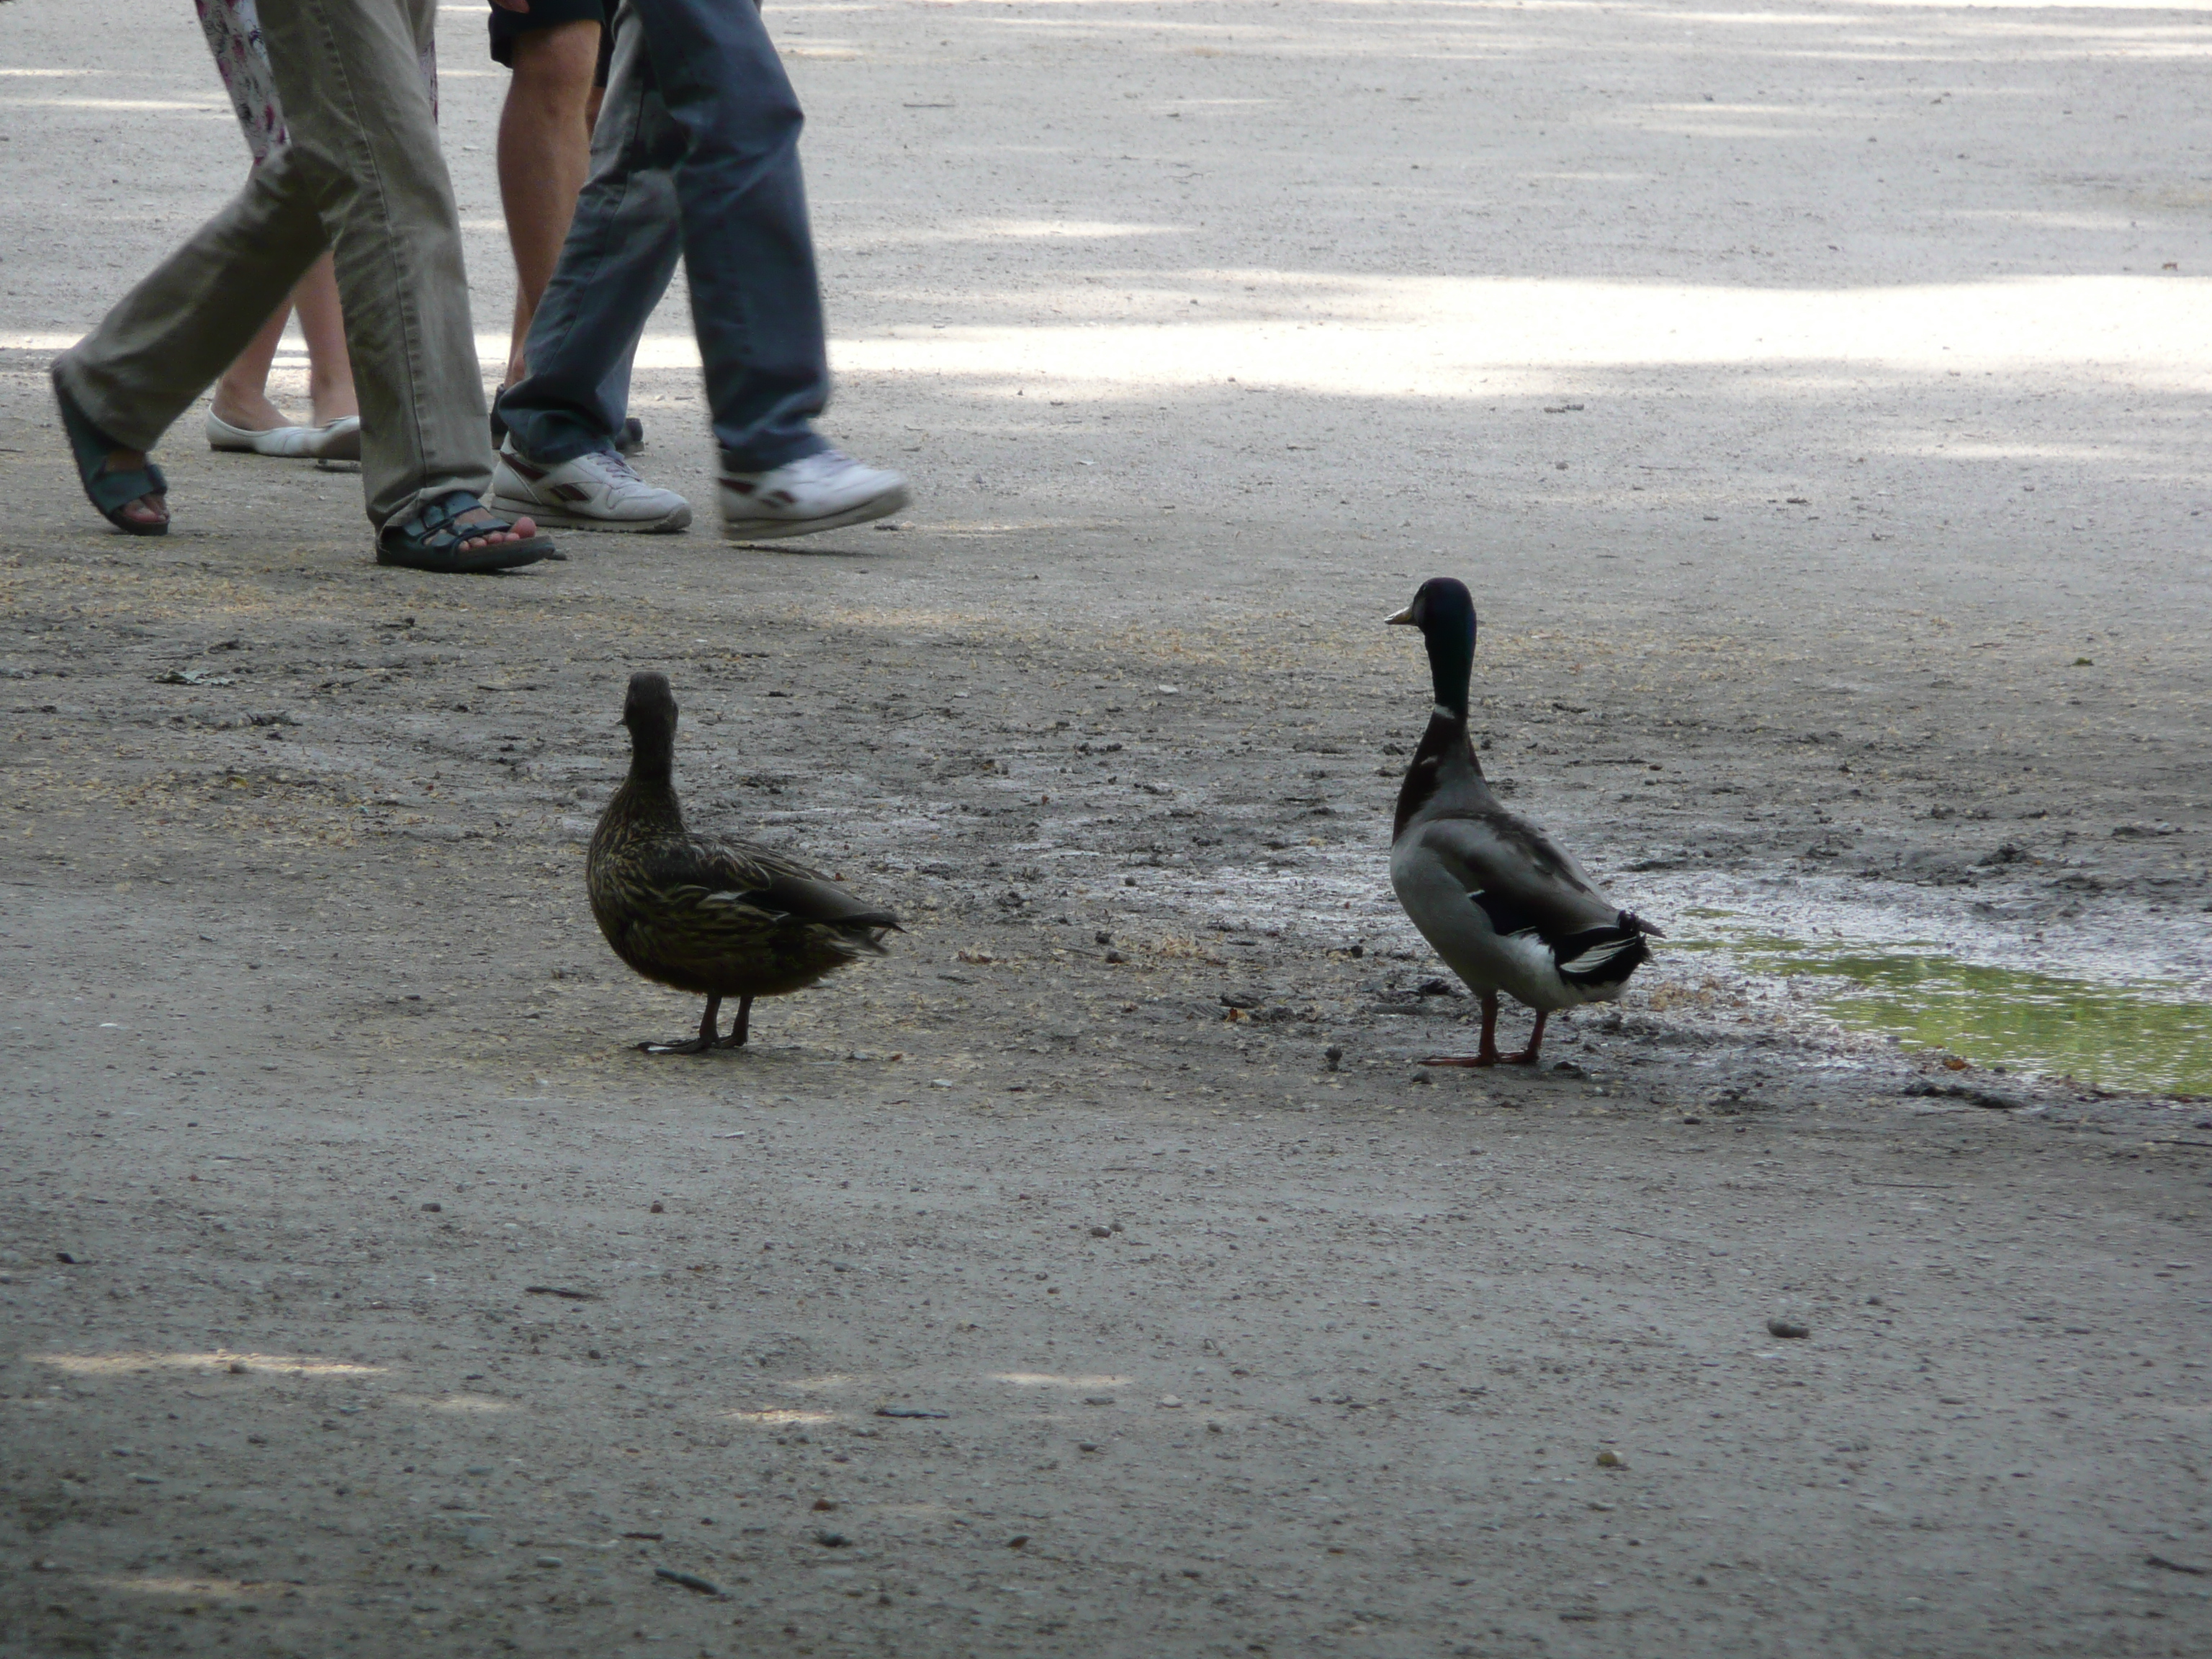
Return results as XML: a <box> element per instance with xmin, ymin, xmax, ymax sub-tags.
<box><xmin>498</xmin><ymin>0</ymin><xmax>830</xmax><ymax>472</ymax></box>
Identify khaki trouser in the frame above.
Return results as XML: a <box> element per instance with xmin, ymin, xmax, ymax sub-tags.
<box><xmin>54</xmin><ymin>0</ymin><xmax>489</xmax><ymax>530</ymax></box>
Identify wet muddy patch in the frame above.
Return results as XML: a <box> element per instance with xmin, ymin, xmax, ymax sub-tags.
<box><xmin>1673</xmin><ymin>908</ymin><xmax>2212</xmax><ymax>1097</ymax></box>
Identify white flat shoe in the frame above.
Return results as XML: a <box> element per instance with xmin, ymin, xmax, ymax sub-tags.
<box><xmin>307</xmin><ymin>415</ymin><xmax>361</xmax><ymax>462</ymax></box>
<box><xmin>206</xmin><ymin>410</ymin><xmax>319</xmax><ymax>458</ymax></box>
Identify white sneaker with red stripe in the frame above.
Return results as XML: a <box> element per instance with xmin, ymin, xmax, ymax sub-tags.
<box><xmin>719</xmin><ymin>449</ymin><xmax>910</xmax><ymax>541</ymax></box>
<box><xmin>490</xmin><ymin>444</ymin><xmax>693</xmax><ymax>534</ymax></box>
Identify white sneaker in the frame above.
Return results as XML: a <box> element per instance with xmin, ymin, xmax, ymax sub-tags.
<box><xmin>719</xmin><ymin>449</ymin><xmax>910</xmax><ymax>541</ymax></box>
<box><xmin>490</xmin><ymin>444</ymin><xmax>693</xmax><ymax>534</ymax></box>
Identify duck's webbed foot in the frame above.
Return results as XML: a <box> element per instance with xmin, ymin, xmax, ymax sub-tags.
<box><xmin>1419</xmin><ymin>990</ymin><xmax>1503</xmax><ymax>1066</ymax></box>
<box><xmin>1499</xmin><ymin>1010</ymin><xmax>1550</xmax><ymax>1065</ymax></box>
<box><xmin>640</xmin><ymin>996</ymin><xmax>724</xmax><ymax>1055</ymax></box>
<box><xmin>710</xmin><ymin>995</ymin><xmax>754</xmax><ymax>1050</ymax></box>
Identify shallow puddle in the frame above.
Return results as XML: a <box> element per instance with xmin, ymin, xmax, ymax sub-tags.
<box><xmin>1673</xmin><ymin>912</ymin><xmax>2212</xmax><ymax>1097</ymax></box>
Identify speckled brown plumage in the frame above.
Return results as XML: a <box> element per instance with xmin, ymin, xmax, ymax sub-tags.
<box><xmin>587</xmin><ymin>673</ymin><xmax>899</xmax><ymax>1053</ymax></box>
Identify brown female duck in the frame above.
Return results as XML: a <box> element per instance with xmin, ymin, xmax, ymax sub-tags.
<box><xmin>588</xmin><ymin>672</ymin><xmax>900</xmax><ymax>1053</ymax></box>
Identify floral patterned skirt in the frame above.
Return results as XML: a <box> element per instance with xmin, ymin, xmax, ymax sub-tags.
<box><xmin>195</xmin><ymin>0</ymin><xmax>439</xmax><ymax>163</ymax></box>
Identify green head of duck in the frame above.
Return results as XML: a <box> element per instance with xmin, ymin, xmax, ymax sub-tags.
<box><xmin>1386</xmin><ymin>575</ymin><xmax>1478</xmax><ymax>719</ymax></box>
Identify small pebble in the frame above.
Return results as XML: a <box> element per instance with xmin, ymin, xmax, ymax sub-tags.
<box><xmin>1595</xmin><ymin>1449</ymin><xmax>1626</xmax><ymax>1469</ymax></box>
<box><xmin>649</xmin><ymin>1201</ymin><xmax>665</xmax><ymax>1214</ymax></box>
<box><xmin>421</xmin><ymin>1202</ymin><xmax>441</xmax><ymax>1213</ymax></box>
<box><xmin>1767</xmin><ymin>1318</ymin><xmax>1811</xmax><ymax>1340</ymax></box>
<box><xmin>535</xmin><ymin>1555</ymin><xmax>563</xmax><ymax>1570</ymax></box>
<box><xmin>653</xmin><ymin>1566</ymin><xmax>727</xmax><ymax>1596</ymax></box>
<box><xmin>1157</xmin><ymin>1395</ymin><xmax>1184</xmax><ymax>1408</ymax></box>
<box><xmin>1083</xmin><ymin>1395</ymin><xmax>1116</xmax><ymax>1406</ymax></box>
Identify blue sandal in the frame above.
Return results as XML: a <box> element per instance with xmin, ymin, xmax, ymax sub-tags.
<box><xmin>53</xmin><ymin>367</ymin><xmax>168</xmax><ymax>536</ymax></box>
<box><xmin>377</xmin><ymin>490</ymin><xmax>563</xmax><ymax>574</ymax></box>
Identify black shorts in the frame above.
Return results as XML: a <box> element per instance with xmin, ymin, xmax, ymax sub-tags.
<box><xmin>488</xmin><ymin>0</ymin><xmax>616</xmax><ymax>86</ymax></box>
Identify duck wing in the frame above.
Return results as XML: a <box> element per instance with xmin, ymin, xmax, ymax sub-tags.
<box><xmin>663</xmin><ymin>835</ymin><xmax>902</xmax><ymax>935</ymax></box>
<box><xmin>605</xmin><ymin>836</ymin><xmax>899</xmax><ymax>982</ymax></box>
<box><xmin>1407</xmin><ymin>810</ymin><xmax>1659</xmax><ymax>945</ymax></box>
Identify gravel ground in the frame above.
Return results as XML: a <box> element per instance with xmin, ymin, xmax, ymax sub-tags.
<box><xmin>3</xmin><ymin>1</ymin><xmax>2210</xmax><ymax>1656</ymax></box>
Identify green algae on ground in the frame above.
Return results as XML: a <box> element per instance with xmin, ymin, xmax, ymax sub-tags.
<box><xmin>1673</xmin><ymin>927</ymin><xmax>2212</xmax><ymax>1097</ymax></box>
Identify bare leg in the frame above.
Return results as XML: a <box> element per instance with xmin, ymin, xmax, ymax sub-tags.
<box><xmin>498</xmin><ymin>20</ymin><xmax>602</xmax><ymax>388</ymax></box>
<box><xmin>289</xmin><ymin>253</ymin><xmax>358</xmax><ymax>426</ymax></box>
<box><xmin>714</xmin><ymin>994</ymin><xmax>754</xmax><ymax>1049</ymax></box>
<box><xmin>642</xmin><ymin>994</ymin><xmax>722</xmax><ymax>1055</ymax></box>
<box><xmin>1421</xmin><ymin>990</ymin><xmax>1505</xmax><ymax>1068</ymax></box>
<box><xmin>1503</xmin><ymin>1009</ymin><xmax>1550</xmax><ymax>1066</ymax></box>
<box><xmin>210</xmin><ymin>302</ymin><xmax>294</xmax><ymax>432</ymax></box>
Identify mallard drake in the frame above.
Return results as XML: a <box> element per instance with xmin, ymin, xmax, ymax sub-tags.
<box><xmin>1386</xmin><ymin>578</ymin><xmax>1662</xmax><ymax>1066</ymax></box>
<box><xmin>588</xmin><ymin>672</ymin><xmax>900</xmax><ymax>1053</ymax></box>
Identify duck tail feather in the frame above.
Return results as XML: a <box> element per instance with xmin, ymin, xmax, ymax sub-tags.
<box><xmin>838</xmin><ymin>917</ymin><xmax>900</xmax><ymax>954</ymax></box>
<box><xmin>1555</xmin><ymin>927</ymin><xmax>1652</xmax><ymax>987</ymax></box>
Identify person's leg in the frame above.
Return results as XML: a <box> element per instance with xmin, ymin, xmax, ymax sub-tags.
<box><xmin>55</xmin><ymin>144</ymin><xmax>326</xmax><ymax>460</ymax></box>
<box><xmin>207</xmin><ymin>251</ymin><xmax>352</xmax><ymax>433</ymax></box>
<box><xmin>499</xmin><ymin>1</ymin><xmax>683</xmax><ymax>465</ymax></box>
<box><xmin>496</xmin><ymin>15</ymin><xmax>603</xmax><ymax>387</ymax></box>
<box><xmin>210</xmin><ymin>297</ymin><xmax>297</xmax><ymax>432</ymax></box>
<box><xmin>631</xmin><ymin>0</ymin><xmax>829</xmax><ymax>472</ymax></box>
<box><xmin>253</xmin><ymin>0</ymin><xmax>512</xmax><ymax>536</ymax></box>
<box><xmin>51</xmin><ymin>143</ymin><xmax>324</xmax><ymax>531</ymax></box>
<box><xmin>289</xmin><ymin>252</ymin><xmax>358</xmax><ymax>426</ymax></box>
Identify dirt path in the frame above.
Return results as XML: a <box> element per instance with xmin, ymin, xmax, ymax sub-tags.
<box><xmin>4</xmin><ymin>2</ymin><xmax>2210</xmax><ymax>1655</ymax></box>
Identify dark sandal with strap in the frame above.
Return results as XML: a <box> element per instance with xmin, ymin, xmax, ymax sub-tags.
<box><xmin>376</xmin><ymin>490</ymin><xmax>563</xmax><ymax>573</ymax></box>
<box><xmin>52</xmin><ymin>367</ymin><xmax>168</xmax><ymax>536</ymax></box>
